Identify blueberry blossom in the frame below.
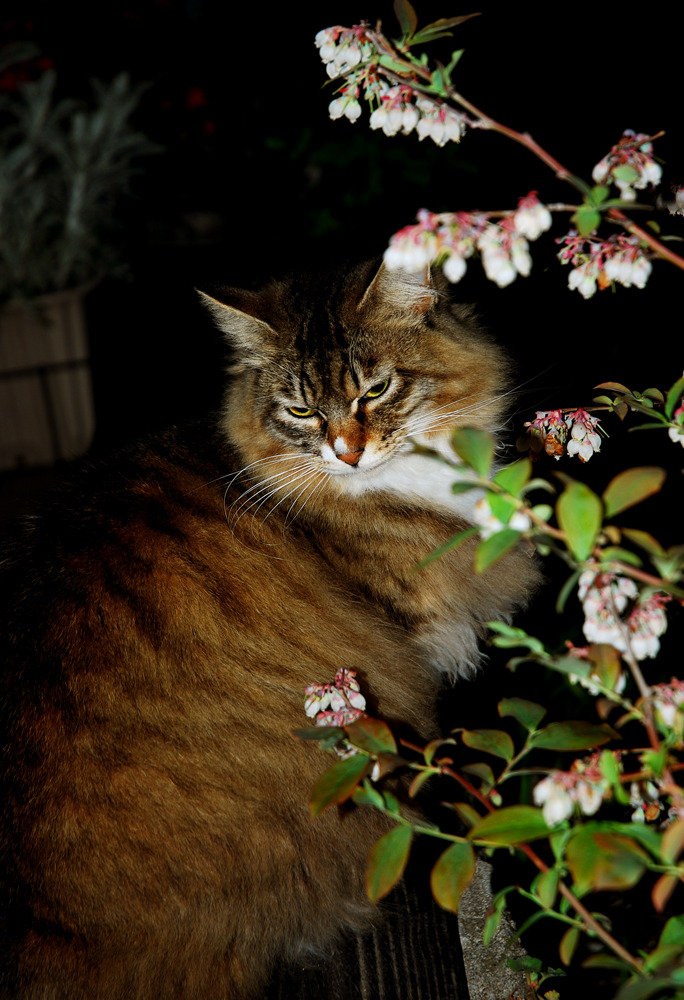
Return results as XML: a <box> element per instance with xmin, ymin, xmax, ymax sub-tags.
<box><xmin>304</xmin><ymin>668</ymin><xmax>367</xmax><ymax>728</ymax></box>
<box><xmin>523</xmin><ymin>410</ymin><xmax>568</xmax><ymax>460</ymax></box>
<box><xmin>592</xmin><ymin>130</ymin><xmax>662</xmax><ymax>202</ymax></box>
<box><xmin>652</xmin><ymin>678</ymin><xmax>684</xmax><ymax>732</ymax></box>
<box><xmin>557</xmin><ymin>232</ymin><xmax>653</xmax><ymax>298</ymax></box>
<box><xmin>533</xmin><ymin>751</ymin><xmax>618</xmax><ymax>826</ymax></box>
<box><xmin>564</xmin><ymin>408</ymin><xmax>603</xmax><ymax>462</ymax></box>
<box><xmin>513</xmin><ymin>192</ymin><xmax>553</xmax><ymax>241</ymax></box>
<box><xmin>669</xmin><ymin>404</ymin><xmax>684</xmax><ymax>448</ymax></box>
<box><xmin>383</xmin><ymin>194</ymin><xmax>552</xmax><ymax>284</ymax></box>
<box><xmin>578</xmin><ymin>566</ymin><xmax>671</xmax><ymax>661</ymax></box>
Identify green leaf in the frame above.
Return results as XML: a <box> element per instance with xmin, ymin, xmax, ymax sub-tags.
<box><xmin>595</xmin><ymin>381</ymin><xmax>631</xmax><ymax>394</ymax></box>
<box><xmin>588</xmin><ymin>644</ymin><xmax>624</xmax><ymax>693</ymax></box>
<box><xmin>352</xmin><ymin>780</ymin><xmax>385</xmax><ymax>810</ymax></box>
<box><xmin>602</xmin><ymin>466</ymin><xmax>666</xmax><ymax>519</ymax></box>
<box><xmin>474</xmin><ymin>529</ymin><xmax>521</xmax><ymax>574</ymax></box>
<box><xmin>483</xmin><ymin>891</ymin><xmax>507</xmax><ymax>946</ymax></box>
<box><xmin>559</xmin><ymin>925</ymin><xmax>580</xmax><ymax>965</ymax></box>
<box><xmin>486</xmin><ymin>491</ymin><xmax>517</xmax><ymax>524</ymax></box>
<box><xmin>410</xmin><ymin>13</ymin><xmax>480</xmax><ymax>45</ymax></box>
<box><xmin>566</xmin><ymin>828</ymin><xmax>648</xmax><ymax>893</ymax></box>
<box><xmin>666</xmin><ymin>375</ymin><xmax>684</xmax><ymax>419</ymax></box>
<box><xmin>572</xmin><ymin>204</ymin><xmax>601</xmax><ymax>236</ymax></box>
<box><xmin>556</xmin><ymin>479</ymin><xmax>603</xmax><ymax>561</ymax></box>
<box><xmin>547</xmin><ymin>655</ymin><xmax>592</xmax><ymax>679</ymax></box>
<box><xmin>345</xmin><ymin>717</ymin><xmax>397</xmax><ymax>755</ymax></box>
<box><xmin>451</xmin><ymin>426</ymin><xmax>495</xmax><ymax>477</ymax></box>
<box><xmin>622</xmin><ymin>528</ymin><xmax>666</xmax><ymax>558</ymax></box>
<box><xmin>486</xmin><ymin>622</ymin><xmax>547</xmax><ymax>656</ymax></box>
<box><xmin>661</xmin><ymin>818</ymin><xmax>684</xmax><ymax>864</ymax></box>
<box><xmin>393</xmin><ymin>0</ymin><xmax>418</xmax><ymax>38</ymax></box>
<box><xmin>659</xmin><ymin>914</ymin><xmax>684</xmax><ymax>949</ymax></box>
<box><xmin>535</xmin><ymin>867</ymin><xmax>559</xmax><ymax>908</ymax></box>
<box><xmin>365</xmin><ymin>822</ymin><xmax>413</xmax><ymax>902</ymax></box>
<box><xmin>450</xmin><ymin>480</ymin><xmax>479</xmax><ymax>494</ymax></box>
<box><xmin>430</xmin><ymin>840</ymin><xmax>476</xmax><ymax>912</ymax></box>
<box><xmin>461</xmin><ymin>728</ymin><xmax>515</xmax><ymax>761</ymax></box>
<box><xmin>469</xmin><ymin>805</ymin><xmax>550</xmax><ymax>845</ymax></box>
<box><xmin>497</xmin><ymin>697</ymin><xmax>546</xmax><ymax>732</ymax></box>
<box><xmin>493</xmin><ymin>458</ymin><xmax>532</xmax><ymax>496</ymax></box>
<box><xmin>451</xmin><ymin>801</ymin><xmax>481</xmax><ymax>828</ymax></box>
<box><xmin>614</xmin><ymin>978</ymin><xmax>679</xmax><ymax>1000</ymax></box>
<box><xmin>309</xmin><ymin>753</ymin><xmax>369</xmax><ymax>819</ymax></box>
<box><xmin>588</xmin><ymin>184</ymin><xmax>611</xmax><ymax>205</ymax></box>
<box><xmin>613</xmin><ymin>164</ymin><xmax>640</xmax><ymax>183</ymax></box>
<box><xmin>461</xmin><ymin>761</ymin><xmax>496</xmax><ymax>790</ymax></box>
<box><xmin>530</xmin><ymin>720</ymin><xmax>616</xmax><ymax>751</ymax></box>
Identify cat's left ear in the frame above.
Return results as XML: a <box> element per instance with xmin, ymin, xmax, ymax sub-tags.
<box><xmin>197</xmin><ymin>288</ymin><xmax>278</xmax><ymax>363</ymax></box>
<box><xmin>357</xmin><ymin>260</ymin><xmax>439</xmax><ymax>317</ymax></box>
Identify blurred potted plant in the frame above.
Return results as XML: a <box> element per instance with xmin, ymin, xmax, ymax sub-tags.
<box><xmin>0</xmin><ymin>43</ymin><xmax>159</xmax><ymax>470</ymax></box>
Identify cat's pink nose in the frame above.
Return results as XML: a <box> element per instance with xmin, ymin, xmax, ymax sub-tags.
<box><xmin>336</xmin><ymin>449</ymin><xmax>363</xmax><ymax>466</ymax></box>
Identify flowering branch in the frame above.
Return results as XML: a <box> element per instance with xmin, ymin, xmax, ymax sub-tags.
<box><xmin>315</xmin><ymin>12</ymin><xmax>684</xmax><ymax>294</ymax></box>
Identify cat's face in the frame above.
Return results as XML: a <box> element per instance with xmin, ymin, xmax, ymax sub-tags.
<box><xmin>200</xmin><ymin>260</ymin><xmax>509</xmax><ymax>492</ymax></box>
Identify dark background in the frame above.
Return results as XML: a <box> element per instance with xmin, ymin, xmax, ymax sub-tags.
<box><xmin>2</xmin><ymin>1</ymin><xmax>681</xmax><ymax>455</ymax></box>
<box><xmin>1</xmin><ymin>2</ymin><xmax>683</xmax><ymax>986</ymax></box>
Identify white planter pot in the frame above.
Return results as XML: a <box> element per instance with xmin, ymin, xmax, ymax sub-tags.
<box><xmin>0</xmin><ymin>286</ymin><xmax>95</xmax><ymax>470</ymax></box>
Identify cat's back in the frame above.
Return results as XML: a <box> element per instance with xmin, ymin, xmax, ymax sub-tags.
<box><xmin>0</xmin><ymin>419</ymin><xmax>437</xmax><ymax>1000</ymax></box>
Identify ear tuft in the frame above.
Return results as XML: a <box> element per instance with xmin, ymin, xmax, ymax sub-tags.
<box><xmin>196</xmin><ymin>287</ymin><xmax>278</xmax><ymax>362</ymax></box>
<box><xmin>358</xmin><ymin>260</ymin><xmax>439</xmax><ymax>317</ymax></box>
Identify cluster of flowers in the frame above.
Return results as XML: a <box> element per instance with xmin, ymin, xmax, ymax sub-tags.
<box><xmin>652</xmin><ymin>677</ymin><xmax>684</xmax><ymax>730</ymax></box>
<box><xmin>315</xmin><ymin>25</ymin><xmax>470</xmax><ymax>146</ymax></box>
<box><xmin>578</xmin><ymin>565</ymin><xmax>671</xmax><ymax>661</ymax></box>
<box><xmin>533</xmin><ymin>750</ymin><xmax>619</xmax><ymax>826</ymax></box>
<box><xmin>304</xmin><ymin>668</ymin><xmax>366</xmax><ymax>728</ymax></box>
<box><xmin>383</xmin><ymin>193</ymin><xmax>552</xmax><ymax>286</ymax></box>
<box><xmin>557</xmin><ymin>232</ymin><xmax>653</xmax><ymax>299</ymax></box>
<box><xmin>523</xmin><ymin>407</ymin><xmax>603</xmax><ymax>462</ymax></box>
<box><xmin>535</xmin><ymin>753</ymin><xmax>668</xmax><ymax>826</ymax></box>
<box><xmin>592</xmin><ymin>130</ymin><xmax>662</xmax><ymax>202</ymax></box>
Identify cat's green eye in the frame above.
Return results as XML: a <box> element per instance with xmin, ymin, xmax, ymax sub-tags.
<box><xmin>363</xmin><ymin>379</ymin><xmax>390</xmax><ymax>400</ymax></box>
<box><xmin>288</xmin><ymin>406</ymin><xmax>317</xmax><ymax>418</ymax></box>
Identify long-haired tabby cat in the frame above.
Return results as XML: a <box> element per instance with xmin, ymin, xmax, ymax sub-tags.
<box><xmin>0</xmin><ymin>258</ymin><xmax>537</xmax><ymax>999</ymax></box>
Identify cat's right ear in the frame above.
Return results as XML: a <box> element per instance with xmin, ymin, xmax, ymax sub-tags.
<box><xmin>196</xmin><ymin>289</ymin><xmax>278</xmax><ymax>365</ymax></box>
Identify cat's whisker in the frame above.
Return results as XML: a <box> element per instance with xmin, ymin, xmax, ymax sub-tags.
<box><xmin>223</xmin><ymin>456</ymin><xmax>317</xmax><ymax>525</ymax></box>
<box><xmin>230</xmin><ymin>460</ymin><xmax>321</xmax><ymax>525</ymax></box>
<box><xmin>283</xmin><ymin>469</ymin><xmax>330</xmax><ymax>529</ymax></box>
<box><xmin>248</xmin><ymin>465</ymin><xmax>323</xmax><ymax>529</ymax></box>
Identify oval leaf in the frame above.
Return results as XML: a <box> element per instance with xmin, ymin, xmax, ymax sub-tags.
<box><xmin>309</xmin><ymin>753</ymin><xmax>369</xmax><ymax>819</ymax></box>
<box><xmin>559</xmin><ymin>925</ymin><xmax>580</xmax><ymax>966</ymax></box>
<box><xmin>530</xmin><ymin>720</ymin><xmax>616</xmax><ymax>751</ymax></box>
<box><xmin>345</xmin><ymin>716</ymin><xmax>397</xmax><ymax>755</ymax></box>
<box><xmin>430</xmin><ymin>840</ymin><xmax>475</xmax><ymax>913</ymax></box>
<box><xmin>556</xmin><ymin>480</ymin><xmax>603</xmax><ymax>561</ymax></box>
<box><xmin>602</xmin><ymin>466</ymin><xmax>666</xmax><ymax>519</ymax></box>
<box><xmin>469</xmin><ymin>805</ymin><xmax>550</xmax><ymax>845</ymax></box>
<box><xmin>451</xmin><ymin>426</ymin><xmax>495</xmax><ymax>478</ymax></box>
<box><xmin>474</xmin><ymin>528</ymin><xmax>520</xmax><ymax>574</ymax></box>
<box><xmin>461</xmin><ymin>728</ymin><xmax>515</xmax><ymax>762</ymax></box>
<box><xmin>365</xmin><ymin>823</ymin><xmax>413</xmax><ymax>903</ymax></box>
<box><xmin>566</xmin><ymin>829</ymin><xmax>648</xmax><ymax>893</ymax></box>
<box><xmin>661</xmin><ymin>817</ymin><xmax>684</xmax><ymax>864</ymax></box>
<box><xmin>493</xmin><ymin>458</ymin><xmax>532</xmax><ymax>496</ymax></box>
<box><xmin>498</xmin><ymin>697</ymin><xmax>546</xmax><ymax>732</ymax></box>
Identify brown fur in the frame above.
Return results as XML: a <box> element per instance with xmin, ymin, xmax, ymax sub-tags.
<box><xmin>0</xmin><ymin>259</ymin><xmax>538</xmax><ymax>998</ymax></box>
